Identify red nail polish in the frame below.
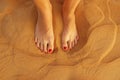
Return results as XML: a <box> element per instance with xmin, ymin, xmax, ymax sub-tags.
<box><xmin>64</xmin><ymin>46</ymin><xmax>67</xmax><ymax>50</ymax></box>
<box><xmin>48</xmin><ymin>49</ymin><xmax>52</xmax><ymax>53</ymax></box>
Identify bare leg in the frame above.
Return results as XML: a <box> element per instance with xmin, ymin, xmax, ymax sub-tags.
<box><xmin>62</xmin><ymin>0</ymin><xmax>80</xmax><ymax>51</ymax></box>
<box><xmin>33</xmin><ymin>0</ymin><xmax>54</xmax><ymax>54</ymax></box>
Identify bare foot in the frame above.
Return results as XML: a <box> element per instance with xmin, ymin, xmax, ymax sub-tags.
<box><xmin>35</xmin><ymin>9</ymin><xmax>54</xmax><ymax>54</ymax></box>
<box><xmin>62</xmin><ymin>14</ymin><xmax>79</xmax><ymax>51</ymax></box>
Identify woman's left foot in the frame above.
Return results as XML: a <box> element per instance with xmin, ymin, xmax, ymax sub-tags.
<box><xmin>62</xmin><ymin>14</ymin><xmax>79</xmax><ymax>51</ymax></box>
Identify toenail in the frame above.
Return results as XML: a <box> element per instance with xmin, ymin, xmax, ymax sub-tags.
<box><xmin>48</xmin><ymin>49</ymin><xmax>53</xmax><ymax>53</ymax></box>
<box><xmin>63</xmin><ymin>46</ymin><xmax>67</xmax><ymax>50</ymax></box>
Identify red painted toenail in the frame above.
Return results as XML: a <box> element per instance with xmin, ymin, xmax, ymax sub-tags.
<box><xmin>48</xmin><ymin>49</ymin><xmax>52</xmax><ymax>53</ymax></box>
<box><xmin>64</xmin><ymin>46</ymin><xmax>67</xmax><ymax>50</ymax></box>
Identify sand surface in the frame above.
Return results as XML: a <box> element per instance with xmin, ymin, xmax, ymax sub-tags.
<box><xmin>0</xmin><ymin>0</ymin><xmax>120</xmax><ymax>80</ymax></box>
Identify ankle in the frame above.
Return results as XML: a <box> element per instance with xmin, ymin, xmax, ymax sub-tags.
<box><xmin>63</xmin><ymin>14</ymin><xmax>75</xmax><ymax>29</ymax></box>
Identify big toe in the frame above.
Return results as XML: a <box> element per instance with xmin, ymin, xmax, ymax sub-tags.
<box><xmin>48</xmin><ymin>41</ymin><xmax>54</xmax><ymax>54</ymax></box>
<box><xmin>62</xmin><ymin>41</ymin><xmax>69</xmax><ymax>51</ymax></box>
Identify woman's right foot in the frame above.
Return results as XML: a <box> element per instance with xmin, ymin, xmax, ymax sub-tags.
<box><xmin>35</xmin><ymin>5</ymin><xmax>54</xmax><ymax>54</ymax></box>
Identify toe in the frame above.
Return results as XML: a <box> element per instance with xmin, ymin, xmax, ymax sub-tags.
<box><xmin>48</xmin><ymin>41</ymin><xmax>54</xmax><ymax>54</ymax></box>
<box><xmin>43</xmin><ymin>42</ymin><xmax>48</xmax><ymax>53</ymax></box>
<box><xmin>62</xmin><ymin>41</ymin><xmax>68</xmax><ymax>51</ymax></box>
<box><xmin>72</xmin><ymin>41</ymin><xmax>75</xmax><ymax>48</ymax></box>
<box><xmin>40</xmin><ymin>43</ymin><xmax>44</xmax><ymax>51</ymax></box>
<box><xmin>74</xmin><ymin>39</ymin><xmax>78</xmax><ymax>45</ymax></box>
<box><xmin>76</xmin><ymin>36</ymin><xmax>79</xmax><ymax>41</ymax></box>
<box><xmin>68</xmin><ymin>41</ymin><xmax>72</xmax><ymax>50</ymax></box>
<box><xmin>74</xmin><ymin>36</ymin><xmax>79</xmax><ymax>45</ymax></box>
<box><xmin>37</xmin><ymin>42</ymin><xmax>40</xmax><ymax>48</ymax></box>
<box><xmin>35</xmin><ymin>37</ymin><xmax>38</xmax><ymax>44</ymax></box>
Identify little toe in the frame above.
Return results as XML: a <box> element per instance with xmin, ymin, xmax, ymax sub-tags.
<box><xmin>76</xmin><ymin>36</ymin><xmax>79</xmax><ymax>41</ymax></box>
<box><xmin>74</xmin><ymin>38</ymin><xmax>78</xmax><ymax>45</ymax></box>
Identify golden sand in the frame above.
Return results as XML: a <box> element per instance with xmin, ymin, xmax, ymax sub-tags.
<box><xmin>0</xmin><ymin>0</ymin><xmax>120</xmax><ymax>80</ymax></box>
